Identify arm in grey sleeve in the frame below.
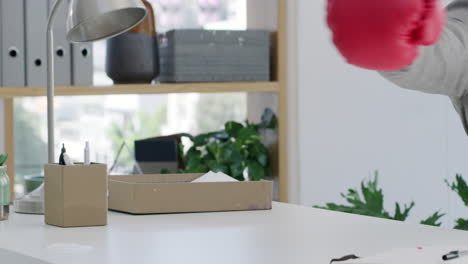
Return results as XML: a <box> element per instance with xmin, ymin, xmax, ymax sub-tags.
<box><xmin>380</xmin><ymin>0</ymin><xmax>468</xmax><ymax>99</ymax></box>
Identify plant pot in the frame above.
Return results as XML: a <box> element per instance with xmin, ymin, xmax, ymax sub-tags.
<box><xmin>0</xmin><ymin>166</ymin><xmax>10</xmax><ymax>221</ymax></box>
<box><xmin>106</xmin><ymin>33</ymin><xmax>159</xmax><ymax>84</ymax></box>
<box><xmin>105</xmin><ymin>0</ymin><xmax>159</xmax><ymax>84</ymax></box>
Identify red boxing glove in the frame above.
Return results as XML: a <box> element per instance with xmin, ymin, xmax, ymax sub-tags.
<box><xmin>327</xmin><ymin>0</ymin><xmax>446</xmax><ymax>71</ymax></box>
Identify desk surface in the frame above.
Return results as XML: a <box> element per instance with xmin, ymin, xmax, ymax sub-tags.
<box><xmin>0</xmin><ymin>202</ymin><xmax>466</xmax><ymax>264</ymax></box>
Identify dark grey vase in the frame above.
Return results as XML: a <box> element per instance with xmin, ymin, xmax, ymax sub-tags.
<box><xmin>106</xmin><ymin>32</ymin><xmax>160</xmax><ymax>84</ymax></box>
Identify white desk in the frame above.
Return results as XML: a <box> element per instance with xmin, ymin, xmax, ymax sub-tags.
<box><xmin>0</xmin><ymin>202</ymin><xmax>466</xmax><ymax>264</ymax></box>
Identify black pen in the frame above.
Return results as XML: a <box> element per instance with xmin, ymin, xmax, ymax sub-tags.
<box><xmin>442</xmin><ymin>250</ymin><xmax>468</xmax><ymax>261</ymax></box>
<box><xmin>59</xmin><ymin>144</ymin><xmax>66</xmax><ymax>165</ymax></box>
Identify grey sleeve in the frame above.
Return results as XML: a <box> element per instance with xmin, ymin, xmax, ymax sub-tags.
<box><xmin>379</xmin><ymin>0</ymin><xmax>468</xmax><ymax>99</ymax></box>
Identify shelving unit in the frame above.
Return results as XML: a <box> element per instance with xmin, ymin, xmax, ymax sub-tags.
<box><xmin>1</xmin><ymin>0</ymin><xmax>288</xmax><ymax>202</ymax></box>
<box><xmin>0</xmin><ymin>82</ymin><xmax>279</xmax><ymax>97</ymax></box>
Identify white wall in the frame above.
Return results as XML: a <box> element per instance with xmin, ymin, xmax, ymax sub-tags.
<box><xmin>294</xmin><ymin>0</ymin><xmax>468</xmax><ymax>226</ymax></box>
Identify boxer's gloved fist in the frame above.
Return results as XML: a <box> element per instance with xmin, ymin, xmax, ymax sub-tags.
<box><xmin>327</xmin><ymin>0</ymin><xmax>446</xmax><ymax>71</ymax></box>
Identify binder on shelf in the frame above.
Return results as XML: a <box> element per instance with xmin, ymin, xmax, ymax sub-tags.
<box><xmin>25</xmin><ymin>0</ymin><xmax>48</xmax><ymax>87</ymax></box>
<box><xmin>0</xmin><ymin>1</ymin><xmax>2</xmax><ymax>87</ymax></box>
<box><xmin>71</xmin><ymin>43</ymin><xmax>93</xmax><ymax>86</ymax></box>
<box><xmin>48</xmin><ymin>0</ymin><xmax>71</xmax><ymax>86</ymax></box>
<box><xmin>1</xmin><ymin>0</ymin><xmax>26</xmax><ymax>86</ymax></box>
<box><xmin>0</xmin><ymin>33</ymin><xmax>2</xmax><ymax>86</ymax></box>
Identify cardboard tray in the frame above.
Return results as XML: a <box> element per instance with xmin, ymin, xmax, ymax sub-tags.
<box><xmin>108</xmin><ymin>174</ymin><xmax>273</xmax><ymax>214</ymax></box>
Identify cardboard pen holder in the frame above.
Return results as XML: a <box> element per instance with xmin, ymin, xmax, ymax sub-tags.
<box><xmin>44</xmin><ymin>163</ymin><xmax>107</xmax><ymax>228</ymax></box>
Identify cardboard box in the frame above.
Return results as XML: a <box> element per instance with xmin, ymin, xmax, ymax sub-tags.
<box><xmin>108</xmin><ymin>174</ymin><xmax>273</xmax><ymax>214</ymax></box>
<box><xmin>44</xmin><ymin>164</ymin><xmax>108</xmax><ymax>228</ymax></box>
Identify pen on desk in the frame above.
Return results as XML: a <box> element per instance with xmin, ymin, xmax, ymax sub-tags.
<box><xmin>84</xmin><ymin>141</ymin><xmax>90</xmax><ymax>165</ymax></box>
<box><xmin>59</xmin><ymin>144</ymin><xmax>66</xmax><ymax>165</ymax></box>
<box><xmin>442</xmin><ymin>250</ymin><xmax>468</xmax><ymax>261</ymax></box>
<box><xmin>59</xmin><ymin>143</ymin><xmax>74</xmax><ymax>166</ymax></box>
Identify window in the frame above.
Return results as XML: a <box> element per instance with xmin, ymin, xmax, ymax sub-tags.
<box><xmin>14</xmin><ymin>0</ymin><xmax>247</xmax><ymax>197</ymax></box>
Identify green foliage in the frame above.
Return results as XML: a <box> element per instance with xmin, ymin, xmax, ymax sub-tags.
<box><xmin>454</xmin><ymin>219</ymin><xmax>468</xmax><ymax>230</ymax></box>
<box><xmin>317</xmin><ymin>172</ymin><xmax>468</xmax><ymax>230</ymax></box>
<box><xmin>316</xmin><ymin>171</ymin><xmax>445</xmax><ymax>227</ymax></box>
<box><xmin>316</xmin><ymin>172</ymin><xmax>415</xmax><ymax>221</ymax></box>
<box><xmin>446</xmin><ymin>174</ymin><xmax>468</xmax><ymax>206</ymax></box>
<box><xmin>392</xmin><ymin>202</ymin><xmax>415</xmax><ymax>221</ymax></box>
<box><xmin>257</xmin><ymin>108</ymin><xmax>278</xmax><ymax>130</ymax></box>
<box><xmin>446</xmin><ymin>175</ymin><xmax>468</xmax><ymax>231</ymax></box>
<box><xmin>0</xmin><ymin>154</ymin><xmax>8</xmax><ymax>166</ymax></box>
<box><xmin>181</xmin><ymin>108</ymin><xmax>276</xmax><ymax>181</ymax></box>
<box><xmin>420</xmin><ymin>211</ymin><xmax>445</xmax><ymax>227</ymax></box>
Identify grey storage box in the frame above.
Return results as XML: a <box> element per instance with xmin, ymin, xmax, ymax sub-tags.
<box><xmin>159</xmin><ymin>30</ymin><xmax>270</xmax><ymax>83</ymax></box>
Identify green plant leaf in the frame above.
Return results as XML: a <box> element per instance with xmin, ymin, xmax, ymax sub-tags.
<box><xmin>446</xmin><ymin>175</ymin><xmax>468</xmax><ymax>231</ymax></box>
<box><xmin>446</xmin><ymin>174</ymin><xmax>468</xmax><ymax>206</ymax></box>
<box><xmin>180</xmin><ymin>109</ymin><xmax>272</xmax><ymax>182</ymax></box>
<box><xmin>222</xmin><ymin>144</ymin><xmax>242</xmax><ymax>164</ymax></box>
<box><xmin>316</xmin><ymin>171</ymin><xmax>415</xmax><ymax>222</ymax></box>
<box><xmin>185</xmin><ymin>147</ymin><xmax>201</xmax><ymax>163</ymax></box>
<box><xmin>186</xmin><ymin>163</ymin><xmax>209</xmax><ymax>173</ymax></box>
<box><xmin>454</xmin><ymin>218</ymin><xmax>468</xmax><ymax>230</ymax></box>
<box><xmin>248</xmin><ymin>142</ymin><xmax>268</xmax><ymax>165</ymax></box>
<box><xmin>190</xmin><ymin>132</ymin><xmax>222</xmax><ymax>147</ymax></box>
<box><xmin>360</xmin><ymin>175</ymin><xmax>384</xmax><ymax>214</ymax></box>
<box><xmin>229</xmin><ymin>163</ymin><xmax>244</xmax><ymax>180</ymax></box>
<box><xmin>225</xmin><ymin>121</ymin><xmax>244</xmax><ymax>138</ymax></box>
<box><xmin>206</xmin><ymin>144</ymin><xmax>221</xmax><ymax>161</ymax></box>
<box><xmin>247</xmin><ymin>161</ymin><xmax>265</xmax><ymax>181</ymax></box>
<box><xmin>0</xmin><ymin>154</ymin><xmax>8</xmax><ymax>166</ymax></box>
<box><xmin>192</xmin><ymin>134</ymin><xmax>210</xmax><ymax>147</ymax></box>
<box><xmin>185</xmin><ymin>150</ymin><xmax>209</xmax><ymax>173</ymax></box>
<box><xmin>393</xmin><ymin>202</ymin><xmax>415</xmax><ymax>221</ymax></box>
<box><xmin>238</xmin><ymin>127</ymin><xmax>260</xmax><ymax>144</ymax></box>
<box><xmin>259</xmin><ymin>108</ymin><xmax>278</xmax><ymax>129</ymax></box>
<box><xmin>420</xmin><ymin>211</ymin><xmax>445</xmax><ymax>227</ymax></box>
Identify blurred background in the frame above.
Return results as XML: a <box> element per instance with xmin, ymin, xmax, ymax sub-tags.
<box><xmin>14</xmin><ymin>0</ymin><xmax>247</xmax><ymax>195</ymax></box>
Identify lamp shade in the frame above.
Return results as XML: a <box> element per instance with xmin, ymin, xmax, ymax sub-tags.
<box><xmin>67</xmin><ymin>0</ymin><xmax>147</xmax><ymax>43</ymax></box>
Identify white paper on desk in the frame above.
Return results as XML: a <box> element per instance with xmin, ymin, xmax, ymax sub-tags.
<box><xmin>192</xmin><ymin>171</ymin><xmax>239</xmax><ymax>183</ymax></box>
<box><xmin>342</xmin><ymin>247</ymin><xmax>466</xmax><ymax>264</ymax></box>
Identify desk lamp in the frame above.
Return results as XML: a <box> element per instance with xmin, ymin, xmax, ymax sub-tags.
<box><xmin>14</xmin><ymin>0</ymin><xmax>147</xmax><ymax>214</ymax></box>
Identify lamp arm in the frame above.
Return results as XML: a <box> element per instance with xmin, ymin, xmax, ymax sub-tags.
<box><xmin>46</xmin><ymin>0</ymin><xmax>64</xmax><ymax>163</ymax></box>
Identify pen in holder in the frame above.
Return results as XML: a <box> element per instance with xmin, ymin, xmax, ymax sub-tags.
<box><xmin>44</xmin><ymin>163</ymin><xmax>107</xmax><ymax>228</ymax></box>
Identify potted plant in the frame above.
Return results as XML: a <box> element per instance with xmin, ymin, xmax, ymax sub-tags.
<box><xmin>0</xmin><ymin>154</ymin><xmax>9</xmax><ymax>221</ymax></box>
<box><xmin>180</xmin><ymin>109</ymin><xmax>277</xmax><ymax>181</ymax></box>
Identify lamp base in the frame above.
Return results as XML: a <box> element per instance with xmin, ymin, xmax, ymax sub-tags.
<box><xmin>14</xmin><ymin>183</ymin><xmax>44</xmax><ymax>215</ymax></box>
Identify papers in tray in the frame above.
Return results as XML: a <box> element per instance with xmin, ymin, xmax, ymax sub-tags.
<box><xmin>191</xmin><ymin>171</ymin><xmax>239</xmax><ymax>183</ymax></box>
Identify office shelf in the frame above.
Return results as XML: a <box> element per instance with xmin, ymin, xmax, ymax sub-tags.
<box><xmin>0</xmin><ymin>82</ymin><xmax>279</xmax><ymax>97</ymax></box>
<box><xmin>2</xmin><ymin>0</ymin><xmax>289</xmax><ymax>203</ymax></box>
